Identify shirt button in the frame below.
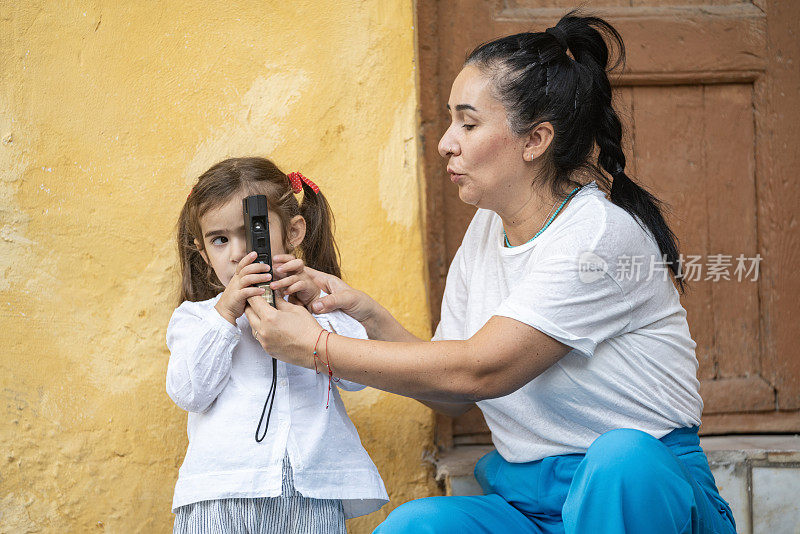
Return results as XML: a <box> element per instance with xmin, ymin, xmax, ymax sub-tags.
<box><xmin>279</xmin><ymin>379</ymin><xmax>288</xmax><ymax>387</ymax></box>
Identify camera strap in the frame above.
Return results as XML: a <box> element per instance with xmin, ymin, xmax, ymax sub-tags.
<box><xmin>254</xmin><ymin>357</ymin><xmax>278</xmax><ymax>442</ymax></box>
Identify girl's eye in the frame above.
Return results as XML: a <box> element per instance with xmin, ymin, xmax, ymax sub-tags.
<box><xmin>211</xmin><ymin>236</ymin><xmax>228</xmax><ymax>245</ymax></box>
<box><xmin>463</xmin><ymin>124</ymin><xmax>476</xmax><ymax>131</ymax></box>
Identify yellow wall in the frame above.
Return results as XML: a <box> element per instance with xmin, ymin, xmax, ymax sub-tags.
<box><xmin>0</xmin><ymin>1</ymin><xmax>440</xmax><ymax>531</ymax></box>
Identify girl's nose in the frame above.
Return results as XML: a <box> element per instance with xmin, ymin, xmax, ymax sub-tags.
<box><xmin>230</xmin><ymin>237</ymin><xmax>248</xmax><ymax>264</ymax></box>
<box><xmin>438</xmin><ymin>127</ymin><xmax>459</xmax><ymax>158</ymax></box>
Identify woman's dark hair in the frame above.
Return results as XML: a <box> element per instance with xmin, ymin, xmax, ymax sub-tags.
<box><xmin>467</xmin><ymin>11</ymin><xmax>684</xmax><ymax>292</ymax></box>
<box><xmin>177</xmin><ymin>157</ymin><xmax>340</xmax><ymax>303</ymax></box>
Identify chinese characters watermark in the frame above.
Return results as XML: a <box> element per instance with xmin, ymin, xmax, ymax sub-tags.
<box><xmin>578</xmin><ymin>253</ymin><xmax>762</xmax><ymax>283</ymax></box>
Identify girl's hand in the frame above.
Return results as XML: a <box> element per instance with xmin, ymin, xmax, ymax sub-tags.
<box><xmin>245</xmin><ymin>295</ymin><xmax>323</xmax><ymax>369</ymax></box>
<box><xmin>270</xmin><ymin>254</ymin><xmax>321</xmax><ymax>307</ymax></box>
<box><xmin>215</xmin><ymin>251</ymin><xmax>272</xmax><ymax>325</ymax></box>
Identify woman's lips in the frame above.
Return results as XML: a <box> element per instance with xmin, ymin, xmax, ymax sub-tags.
<box><xmin>448</xmin><ymin>169</ymin><xmax>465</xmax><ymax>184</ymax></box>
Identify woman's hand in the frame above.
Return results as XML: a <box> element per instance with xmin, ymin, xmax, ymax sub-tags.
<box><xmin>270</xmin><ymin>254</ymin><xmax>321</xmax><ymax>306</ymax></box>
<box><xmin>303</xmin><ymin>267</ymin><xmax>421</xmax><ymax>342</ymax></box>
<box><xmin>304</xmin><ymin>268</ymin><xmax>379</xmax><ymax>324</ymax></box>
<box><xmin>244</xmin><ymin>295</ymin><xmax>323</xmax><ymax>369</ymax></box>
<box><xmin>215</xmin><ymin>251</ymin><xmax>271</xmax><ymax>325</ymax></box>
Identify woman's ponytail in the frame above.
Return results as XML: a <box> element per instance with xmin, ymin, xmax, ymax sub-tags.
<box><xmin>467</xmin><ymin>10</ymin><xmax>685</xmax><ymax>292</ymax></box>
<box><xmin>572</xmin><ymin>19</ymin><xmax>685</xmax><ymax>292</ymax></box>
<box><xmin>597</xmin><ymin>105</ymin><xmax>685</xmax><ymax>292</ymax></box>
<box><xmin>299</xmin><ymin>182</ymin><xmax>341</xmax><ymax>279</ymax></box>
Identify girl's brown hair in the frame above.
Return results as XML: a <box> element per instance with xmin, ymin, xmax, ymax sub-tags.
<box><xmin>177</xmin><ymin>157</ymin><xmax>340</xmax><ymax>302</ymax></box>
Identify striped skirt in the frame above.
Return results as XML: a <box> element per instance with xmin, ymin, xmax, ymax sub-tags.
<box><xmin>173</xmin><ymin>456</ymin><xmax>347</xmax><ymax>534</ymax></box>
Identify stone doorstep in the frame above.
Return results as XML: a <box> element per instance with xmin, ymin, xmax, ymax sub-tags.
<box><xmin>702</xmin><ymin>435</ymin><xmax>800</xmax><ymax>534</ymax></box>
<box><xmin>434</xmin><ymin>445</ymin><xmax>495</xmax><ymax>497</ymax></box>
<box><xmin>435</xmin><ymin>435</ymin><xmax>800</xmax><ymax>534</ymax></box>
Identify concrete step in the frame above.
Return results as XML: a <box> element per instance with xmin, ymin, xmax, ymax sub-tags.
<box><xmin>435</xmin><ymin>435</ymin><xmax>800</xmax><ymax>534</ymax></box>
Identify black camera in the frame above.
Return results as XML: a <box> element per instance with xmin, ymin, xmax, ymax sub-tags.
<box><xmin>243</xmin><ymin>195</ymin><xmax>276</xmax><ymax>308</ymax></box>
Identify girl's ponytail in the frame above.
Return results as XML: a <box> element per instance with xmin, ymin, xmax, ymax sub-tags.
<box><xmin>299</xmin><ymin>181</ymin><xmax>341</xmax><ymax>279</ymax></box>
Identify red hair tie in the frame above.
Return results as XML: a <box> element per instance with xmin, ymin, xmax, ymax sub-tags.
<box><xmin>287</xmin><ymin>172</ymin><xmax>320</xmax><ymax>195</ymax></box>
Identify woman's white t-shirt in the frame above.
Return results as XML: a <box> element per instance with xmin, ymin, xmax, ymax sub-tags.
<box><xmin>433</xmin><ymin>182</ymin><xmax>703</xmax><ymax>463</ymax></box>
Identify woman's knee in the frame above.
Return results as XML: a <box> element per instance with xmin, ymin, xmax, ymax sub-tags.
<box><xmin>373</xmin><ymin>497</ymin><xmax>453</xmax><ymax>533</ymax></box>
<box><xmin>583</xmin><ymin>428</ymin><xmax>674</xmax><ymax>481</ymax></box>
<box><xmin>566</xmin><ymin>429</ymin><xmax>699</xmax><ymax>532</ymax></box>
<box><xmin>587</xmin><ymin>428</ymin><xmax>661</xmax><ymax>460</ymax></box>
<box><xmin>373</xmin><ymin>495</ymin><xmax>518</xmax><ymax>533</ymax></box>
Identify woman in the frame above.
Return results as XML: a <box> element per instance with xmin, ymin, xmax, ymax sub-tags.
<box><xmin>245</xmin><ymin>12</ymin><xmax>737</xmax><ymax>534</ymax></box>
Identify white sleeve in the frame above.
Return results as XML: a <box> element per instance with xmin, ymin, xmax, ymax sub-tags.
<box><xmin>165</xmin><ymin>300</ymin><xmax>242</xmax><ymax>413</ymax></box>
<box><xmin>316</xmin><ymin>310</ymin><xmax>369</xmax><ymax>392</ymax></box>
<box><xmin>432</xmin><ymin>242</ymin><xmax>469</xmax><ymax>342</ymax></box>
<box><xmin>494</xmin><ymin>255</ymin><xmax>631</xmax><ymax>358</ymax></box>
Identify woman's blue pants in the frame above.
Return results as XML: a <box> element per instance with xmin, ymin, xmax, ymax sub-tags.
<box><xmin>374</xmin><ymin>427</ymin><xmax>736</xmax><ymax>533</ymax></box>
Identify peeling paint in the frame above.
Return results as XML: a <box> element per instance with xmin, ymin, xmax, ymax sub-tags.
<box><xmin>379</xmin><ymin>93</ymin><xmax>420</xmax><ymax>228</ymax></box>
<box><xmin>183</xmin><ymin>67</ymin><xmax>309</xmax><ymax>184</ymax></box>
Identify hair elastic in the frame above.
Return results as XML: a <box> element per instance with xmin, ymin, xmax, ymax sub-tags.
<box><xmin>545</xmin><ymin>26</ymin><xmax>569</xmax><ymax>54</ymax></box>
<box><xmin>287</xmin><ymin>172</ymin><xmax>320</xmax><ymax>195</ymax></box>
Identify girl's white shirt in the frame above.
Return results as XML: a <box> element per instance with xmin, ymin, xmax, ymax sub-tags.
<box><xmin>434</xmin><ymin>181</ymin><xmax>703</xmax><ymax>463</ymax></box>
<box><xmin>166</xmin><ymin>295</ymin><xmax>388</xmax><ymax>518</ymax></box>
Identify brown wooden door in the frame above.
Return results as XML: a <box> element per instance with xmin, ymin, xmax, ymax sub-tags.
<box><xmin>417</xmin><ymin>0</ymin><xmax>800</xmax><ymax>447</ymax></box>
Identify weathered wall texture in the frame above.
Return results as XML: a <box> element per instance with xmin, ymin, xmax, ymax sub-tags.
<box><xmin>0</xmin><ymin>1</ymin><xmax>439</xmax><ymax>532</ymax></box>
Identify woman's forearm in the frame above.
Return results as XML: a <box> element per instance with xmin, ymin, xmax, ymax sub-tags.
<box><xmin>361</xmin><ymin>302</ymin><xmax>422</xmax><ymax>342</ymax></box>
<box><xmin>324</xmin><ymin>334</ymin><xmax>483</xmax><ymax>402</ymax></box>
<box><xmin>246</xmin><ymin>298</ymin><xmax>570</xmax><ymax>404</ymax></box>
<box><xmin>320</xmin><ymin>315</ymin><xmax>569</xmax><ymax>403</ymax></box>
<box><xmin>335</xmin><ymin>305</ymin><xmax>478</xmax><ymax>412</ymax></box>
<box><xmin>363</xmin><ymin>313</ymin><xmax>478</xmax><ymax>414</ymax></box>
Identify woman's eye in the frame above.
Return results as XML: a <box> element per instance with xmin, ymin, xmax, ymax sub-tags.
<box><xmin>211</xmin><ymin>236</ymin><xmax>228</xmax><ymax>245</ymax></box>
<box><xmin>463</xmin><ymin>124</ymin><xmax>476</xmax><ymax>131</ymax></box>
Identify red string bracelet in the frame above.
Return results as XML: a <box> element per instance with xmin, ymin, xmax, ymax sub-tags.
<box><xmin>326</xmin><ymin>331</ymin><xmax>339</xmax><ymax>384</ymax></box>
<box><xmin>312</xmin><ymin>330</ymin><xmax>326</xmax><ymax>374</ymax></box>
<box><xmin>323</xmin><ymin>331</ymin><xmax>334</xmax><ymax>409</ymax></box>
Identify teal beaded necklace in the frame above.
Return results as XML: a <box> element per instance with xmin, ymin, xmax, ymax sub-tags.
<box><xmin>503</xmin><ymin>186</ymin><xmax>581</xmax><ymax>247</ymax></box>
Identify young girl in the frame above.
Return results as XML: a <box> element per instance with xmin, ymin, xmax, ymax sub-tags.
<box><xmin>166</xmin><ymin>157</ymin><xmax>388</xmax><ymax>533</ymax></box>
